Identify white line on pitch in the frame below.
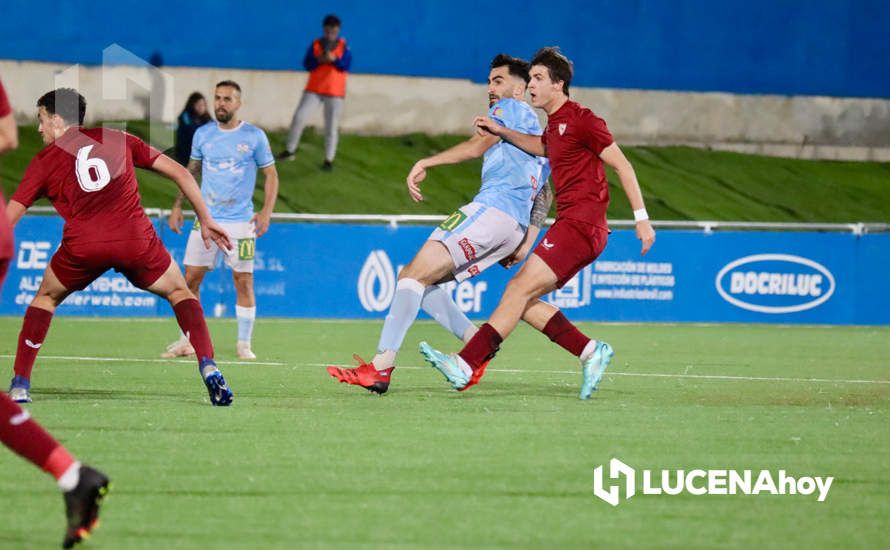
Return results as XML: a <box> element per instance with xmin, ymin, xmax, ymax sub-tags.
<box><xmin>312</xmin><ymin>363</ymin><xmax>890</xmax><ymax>386</ymax></box>
<box><xmin>1</xmin><ymin>354</ymin><xmax>885</xmax><ymax>385</ymax></box>
<box><xmin>0</xmin><ymin>354</ymin><xmax>286</xmax><ymax>367</ymax></box>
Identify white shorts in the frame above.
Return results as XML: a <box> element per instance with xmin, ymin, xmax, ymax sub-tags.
<box><xmin>428</xmin><ymin>202</ymin><xmax>525</xmax><ymax>282</ymax></box>
<box><xmin>184</xmin><ymin>220</ymin><xmax>256</xmax><ymax>273</ymax></box>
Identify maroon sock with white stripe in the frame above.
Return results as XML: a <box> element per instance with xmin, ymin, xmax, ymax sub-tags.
<box><xmin>173</xmin><ymin>298</ymin><xmax>214</xmax><ymax>361</ymax></box>
<box><xmin>13</xmin><ymin>306</ymin><xmax>54</xmax><ymax>382</ymax></box>
<box><xmin>0</xmin><ymin>393</ymin><xmax>75</xmax><ymax>480</ymax></box>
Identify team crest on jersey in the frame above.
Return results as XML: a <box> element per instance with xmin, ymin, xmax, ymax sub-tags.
<box><xmin>492</xmin><ymin>107</ymin><xmax>504</xmax><ymax>117</ymax></box>
<box><xmin>236</xmin><ymin>143</ymin><xmax>250</xmax><ymax>153</ymax></box>
<box><xmin>558</xmin><ymin>123</ymin><xmax>567</xmax><ymax>135</ymax></box>
<box><xmin>531</xmin><ymin>175</ymin><xmax>538</xmax><ymax>190</ymax></box>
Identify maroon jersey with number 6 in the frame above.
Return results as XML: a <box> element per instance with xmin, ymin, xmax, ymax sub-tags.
<box><xmin>12</xmin><ymin>127</ymin><xmax>162</xmax><ymax>244</ymax></box>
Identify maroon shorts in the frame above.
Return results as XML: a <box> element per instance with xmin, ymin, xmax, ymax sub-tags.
<box><xmin>533</xmin><ymin>218</ymin><xmax>608</xmax><ymax>288</ymax></box>
<box><xmin>51</xmin><ymin>234</ymin><xmax>172</xmax><ymax>291</ymax></box>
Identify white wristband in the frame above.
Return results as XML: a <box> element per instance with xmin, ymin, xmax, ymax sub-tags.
<box><xmin>633</xmin><ymin>208</ymin><xmax>649</xmax><ymax>222</ymax></box>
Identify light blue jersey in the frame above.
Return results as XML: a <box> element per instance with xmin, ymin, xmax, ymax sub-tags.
<box><xmin>473</xmin><ymin>98</ymin><xmax>550</xmax><ymax>228</ymax></box>
<box><xmin>190</xmin><ymin>121</ymin><xmax>275</xmax><ymax>222</ymax></box>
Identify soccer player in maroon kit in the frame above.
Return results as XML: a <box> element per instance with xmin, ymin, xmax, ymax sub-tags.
<box><xmin>0</xmin><ymin>81</ymin><xmax>110</xmax><ymax>548</ymax></box>
<box><xmin>420</xmin><ymin>48</ymin><xmax>656</xmax><ymax>398</ymax></box>
<box><xmin>5</xmin><ymin>88</ymin><xmax>235</xmax><ymax>408</ymax></box>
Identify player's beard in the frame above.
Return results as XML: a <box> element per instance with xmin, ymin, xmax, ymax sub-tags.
<box><xmin>216</xmin><ymin>110</ymin><xmax>232</xmax><ymax>123</ymax></box>
<box><xmin>488</xmin><ymin>94</ymin><xmax>499</xmax><ymax>107</ymax></box>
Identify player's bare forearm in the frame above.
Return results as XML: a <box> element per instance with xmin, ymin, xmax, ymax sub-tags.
<box><xmin>173</xmin><ymin>159</ymin><xmax>202</xmax><ymax>209</ymax></box>
<box><xmin>502</xmin><ymin>127</ymin><xmax>545</xmax><ymax>157</ymax></box>
<box><xmin>6</xmin><ymin>200</ymin><xmax>26</xmax><ymax>227</ymax></box>
<box><xmin>475</xmin><ymin>117</ymin><xmax>545</xmax><ymax>157</ymax></box>
<box><xmin>260</xmin><ymin>165</ymin><xmax>279</xmax><ymax>214</ymax></box>
<box><xmin>600</xmin><ymin>143</ymin><xmax>655</xmax><ymax>254</ymax></box>
<box><xmin>420</xmin><ymin>134</ymin><xmax>499</xmax><ymax>169</ymax></box>
<box><xmin>530</xmin><ymin>183</ymin><xmax>553</xmax><ymax>228</ymax></box>
<box><xmin>0</xmin><ymin>113</ymin><xmax>19</xmax><ymax>154</ymax></box>
<box><xmin>601</xmin><ymin>144</ymin><xmax>646</xmax><ymax>212</ymax></box>
<box><xmin>151</xmin><ymin>155</ymin><xmax>213</xmax><ymax>222</ymax></box>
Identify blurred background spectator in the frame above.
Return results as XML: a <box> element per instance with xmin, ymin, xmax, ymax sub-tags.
<box><xmin>175</xmin><ymin>92</ymin><xmax>211</xmax><ymax>166</ymax></box>
<box><xmin>278</xmin><ymin>14</ymin><xmax>352</xmax><ymax>171</ymax></box>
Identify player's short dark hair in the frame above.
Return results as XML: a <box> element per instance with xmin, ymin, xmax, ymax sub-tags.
<box><xmin>323</xmin><ymin>14</ymin><xmax>341</xmax><ymax>27</ymax></box>
<box><xmin>215</xmin><ymin>80</ymin><xmax>241</xmax><ymax>94</ymax></box>
<box><xmin>36</xmin><ymin>88</ymin><xmax>86</xmax><ymax>125</ymax></box>
<box><xmin>531</xmin><ymin>47</ymin><xmax>573</xmax><ymax>96</ymax></box>
<box><xmin>490</xmin><ymin>54</ymin><xmax>531</xmax><ymax>85</ymax></box>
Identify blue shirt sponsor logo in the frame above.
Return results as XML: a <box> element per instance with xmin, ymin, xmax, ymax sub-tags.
<box><xmin>715</xmin><ymin>254</ymin><xmax>836</xmax><ymax>314</ymax></box>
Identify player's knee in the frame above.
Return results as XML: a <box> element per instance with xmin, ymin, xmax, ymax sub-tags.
<box><xmin>233</xmin><ymin>273</ymin><xmax>253</xmax><ymax>294</ymax></box>
<box><xmin>184</xmin><ymin>271</ymin><xmax>202</xmax><ymax>287</ymax></box>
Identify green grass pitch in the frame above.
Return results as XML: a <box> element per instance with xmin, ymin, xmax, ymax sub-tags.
<box><xmin>0</xmin><ymin>317</ymin><xmax>888</xmax><ymax>548</ymax></box>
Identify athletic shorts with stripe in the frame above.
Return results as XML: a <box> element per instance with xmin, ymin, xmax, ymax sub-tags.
<box><xmin>428</xmin><ymin>202</ymin><xmax>525</xmax><ymax>283</ymax></box>
<box><xmin>533</xmin><ymin>217</ymin><xmax>609</xmax><ymax>288</ymax></box>
<box><xmin>184</xmin><ymin>220</ymin><xmax>256</xmax><ymax>273</ymax></box>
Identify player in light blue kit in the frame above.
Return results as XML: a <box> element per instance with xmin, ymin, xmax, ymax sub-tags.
<box><xmin>328</xmin><ymin>54</ymin><xmax>553</xmax><ymax>394</ymax></box>
<box><xmin>164</xmin><ymin>80</ymin><xmax>279</xmax><ymax>360</ymax></box>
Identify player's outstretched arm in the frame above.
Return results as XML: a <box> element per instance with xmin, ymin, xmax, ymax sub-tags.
<box><xmin>473</xmin><ymin>116</ymin><xmax>545</xmax><ymax>157</ymax></box>
<box><xmin>599</xmin><ymin>143</ymin><xmax>655</xmax><ymax>255</ymax></box>
<box><xmin>251</xmin><ymin>165</ymin><xmax>279</xmax><ymax>237</ymax></box>
<box><xmin>406</xmin><ymin>133</ymin><xmax>499</xmax><ymax>202</ymax></box>
<box><xmin>150</xmin><ymin>154</ymin><xmax>232</xmax><ymax>251</ymax></box>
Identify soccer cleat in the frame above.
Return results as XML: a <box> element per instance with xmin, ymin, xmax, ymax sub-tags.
<box><xmin>327</xmin><ymin>355</ymin><xmax>393</xmax><ymax>395</ymax></box>
<box><xmin>419</xmin><ymin>342</ymin><xmax>470</xmax><ymax>390</ymax></box>
<box><xmin>62</xmin><ymin>465</ymin><xmax>110</xmax><ymax>549</ymax></box>
<box><xmin>276</xmin><ymin>150</ymin><xmax>296</xmax><ymax>161</ymax></box>
<box><xmin>322</xmin><ymin>160</ymin><xmax>334</xmax><ymax>171</ymax></box>
<box><xmin>580</xmin><ymin>341</ymin><xmax>615</xmax><ymax>400</ymax></box>
<box><xmin>457</xmin><ymin>359</ymin><xmax>489</xmax><ymax>392</ymax></box>
<box><xmin>160</xmin><ymin>338</ymin><xmax>195</xmax><ymax>359</ymax></box>
<box><xmin>199</xmin><ymin>358</ymin><xmax>233</xmax><ymax>406</ymax></box>
<box><xmin>9</xmin><ymin>376</ymin><xmax>32</xmax><ymax>404</ymax></box>
<box><xmin>236</xmin><ymin>341</ymin><xmax>256</xmax><ymax>360</ymax></box>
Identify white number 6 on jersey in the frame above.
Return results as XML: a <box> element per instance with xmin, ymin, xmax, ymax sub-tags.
<box><xmin>75</xmin><ymin>145</ymin><xmax>111</xmax><ymax>192</ymax></box>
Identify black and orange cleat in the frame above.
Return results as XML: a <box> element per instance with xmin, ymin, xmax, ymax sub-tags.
<box><xmin>457</xmin><ymin>359</ymin><xmax>489</xmax><ymax>392</ymax></box>
<box><xmin>62</xmin><ymin>465</ymin><xmax>110</xmax><ymax>548</ymax></box>
<box><xmin>327</xmin><ymin>354</ymin><xmax>394</xmax><ymax>395</ymax></box>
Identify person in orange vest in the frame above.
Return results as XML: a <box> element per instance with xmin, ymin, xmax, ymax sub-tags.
<box><xmin>279</xmin><ymin>14</ymin><xmax>352</xmax><ymax>171</ymax></box>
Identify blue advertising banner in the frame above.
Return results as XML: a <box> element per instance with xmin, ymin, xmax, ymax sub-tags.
<box><xmin>2</xmin><ymin>217</ymin><xmax>888</xmax><ymax>325</ymax></box>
